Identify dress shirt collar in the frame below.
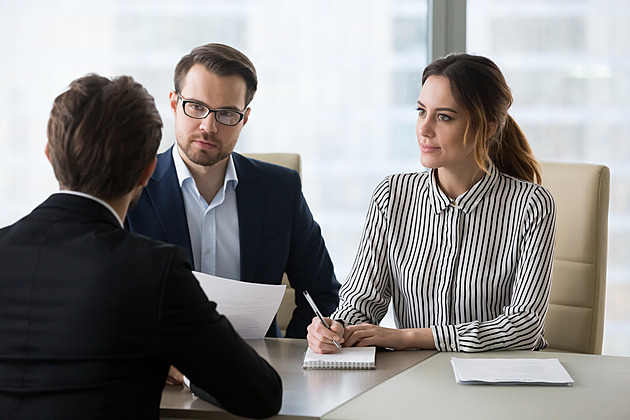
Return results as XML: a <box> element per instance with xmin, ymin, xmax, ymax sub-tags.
<box><xmin>55</xmin><ymin>190</ymin><xmax>124</xmax><ymax>227</ymax></box>
<box><xmin>428</xmin><ymin>164</ymin><xmax>499</xmax><ymax>215</ymax></box>
<box><xmin>172</xmin><ymin>146</ymin><xmax>239</xmax><ymax>197</ymax></box>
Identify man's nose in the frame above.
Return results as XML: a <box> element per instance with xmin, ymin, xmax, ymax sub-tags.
<box><xmin>199</xmin><ymin>111</ymin><xmax>218</xmax><ymax>133</ymax></box>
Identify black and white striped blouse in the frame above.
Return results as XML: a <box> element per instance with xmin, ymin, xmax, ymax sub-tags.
<box><xmin>332</xmin><ymin>164</ymin><xmax>556</xmax><ymax>352</ymax></box>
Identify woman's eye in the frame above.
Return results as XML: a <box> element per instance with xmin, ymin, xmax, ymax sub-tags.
<box><xmin>438</xmin><ymin>114</ymin><xmax>451</xmax><ymax>122</ymax></box>
<box><xmin>417</xmin><ymin>108</ymin><xmax>426</xmax><ymax>117</ymax></box>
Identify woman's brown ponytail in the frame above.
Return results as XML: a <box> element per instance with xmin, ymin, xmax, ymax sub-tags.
<box><xmin>422</xmin><ymin>53</ymin><xmax>542</xmax><ymax>184</ymax></box>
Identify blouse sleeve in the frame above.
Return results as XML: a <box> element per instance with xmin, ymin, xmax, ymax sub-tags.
<box><xmin>433</xmin><ymin>185</ymin><xmax>557</xmax><ymax>352</ymax></box>
<box><xmin>331</xmin><ymin>179</ymin><xmax>393</xmax><ymax>325</ymax></box>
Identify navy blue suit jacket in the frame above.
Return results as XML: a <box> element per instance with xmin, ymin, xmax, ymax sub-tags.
<box><xmin>126</xmin><ymin>148</ymin><xmax>340</xmax><ymax>338</ymax></box>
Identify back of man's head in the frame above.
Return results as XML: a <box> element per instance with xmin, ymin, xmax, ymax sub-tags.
<box><xmin>46</xmin><ymin>74</ymin><xmax>163</xmax><ymax>199</ymax></box>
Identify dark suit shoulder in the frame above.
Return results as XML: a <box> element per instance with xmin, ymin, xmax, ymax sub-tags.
<box><xmin>120</xmin><ymin>228</ymin><xmax>190</xmax><ymax>269</ymax></box>
<box><xmin>125</xmin><ymin>146</ymin><xmax>192</xmax><ymax>258</ymax></box>
<box><xmin>150</xmin><ymin>146</ymin><xmax>177</xmax><ymax>181</ymax></box>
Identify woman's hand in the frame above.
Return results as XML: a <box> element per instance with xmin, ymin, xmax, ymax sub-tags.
<box><xmin>344</xmin><ymin>324</ymin><xmax>436</xmax><ymax>350</ymax></box>
<box><xmin>306</xmin><ymin>317</ymin><xmax>345</xmax><ymax>354</ymax></box>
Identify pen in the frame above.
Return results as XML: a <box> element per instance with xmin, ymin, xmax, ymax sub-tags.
<box><xmin>303</xmin><ymin>290</ymin><xmax>342</xmax><ymax>350</ymax></box>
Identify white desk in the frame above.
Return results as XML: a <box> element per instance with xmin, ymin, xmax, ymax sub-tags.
<box><xmin>160</xmin><ymin>338</ymin><xmax>436</xmax><ymax>419</ymax></box>
<box><xmin>322</xmin><ymin>351</ymin><xmax>630</xmax><ymax>420</ymax></box>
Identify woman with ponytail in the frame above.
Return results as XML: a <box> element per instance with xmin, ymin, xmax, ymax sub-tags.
<box><xmin>308</xmin><ymin>53</ymin><xmax>557</xmax><ymax>353</ymax></box>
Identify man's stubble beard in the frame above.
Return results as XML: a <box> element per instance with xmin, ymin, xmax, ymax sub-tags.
<box><xmin>178</xmin><ymin>132</ymin><xmax>231</xmax><ymax>168</ymax></box>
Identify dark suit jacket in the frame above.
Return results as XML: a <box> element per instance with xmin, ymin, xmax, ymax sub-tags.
<box><xmin>126</xmin><ymin>148</ymin><xmax>340</xmax><ymax>338</ymax></box>
<box><xmin>0</xmin><ymin>194</ymin><xmax>281</xmax><ymax>420</ymax></box>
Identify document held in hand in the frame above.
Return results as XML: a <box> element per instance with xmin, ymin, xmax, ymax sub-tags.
<box><xmin>450</xmin><ymin>357</ymin><xmax>574</xmax><ymax>385</ymax></box>
<box><xmin>193</xmin><ymin>271</ymin><xmax>286</xmax><ymax>339</ymax></box>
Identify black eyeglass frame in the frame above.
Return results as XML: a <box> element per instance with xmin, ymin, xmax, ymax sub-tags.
<box><xmin>176</xmin><ymin>93</ymin><xmax>246</xmax><ymax>126</ymax></box>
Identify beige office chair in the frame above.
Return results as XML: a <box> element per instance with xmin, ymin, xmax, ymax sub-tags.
<box><xmin>540</xmin><ymin>161</ymin><xmax>610</xmax><ymax>354</ymax></box>
<box><xmin>241</xmin><ymin>152</ymin><xmax>300</xmax><ymax>336</ymax></box>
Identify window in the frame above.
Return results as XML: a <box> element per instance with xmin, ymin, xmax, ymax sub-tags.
<box><xmin>10</xmin><ymin>1</ymin><xmax>621</xmax><ymax>356</ymax></box>
<box><xmin>0</xmin><ymin>0</ymin><xmax>428</xmax><ymax>283</ymax></box>
<box><xmin>468</xmin><ymin>0</ymin><xmax>630</xmax><ymax>356</ymax></box>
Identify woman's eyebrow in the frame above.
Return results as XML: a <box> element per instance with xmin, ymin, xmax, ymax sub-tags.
<box><xmin>417</xmin><ymin>100</ymin><xmax>458</xmax><ymax>114</ymax></box>
<box><xmin>418</xmin><ymin>101</ymin><xmax>457</xmax><ymax>114</ymax></box>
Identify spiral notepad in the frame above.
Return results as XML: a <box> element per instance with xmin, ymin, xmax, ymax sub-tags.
<box><xmin>302</xmin><ymin>347</ymin><xmax>376</xmax><ymax>370</ymax></box>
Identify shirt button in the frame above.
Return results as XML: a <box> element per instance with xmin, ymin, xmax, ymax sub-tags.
<box><xmin>204</xmin><ymin>248</ymin><xmax>211</xmax><ymax>255</ymax></box>
<box><xmin>451</xmin><ymin>200</ymin><xmax>458</xmax><ymax>206</ymax></box>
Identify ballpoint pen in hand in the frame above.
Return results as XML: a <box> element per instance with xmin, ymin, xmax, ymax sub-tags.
<box><xmin>303</xmin><ymin>290</ymin><xmax>342</xmax><ymax>350</ymax></box>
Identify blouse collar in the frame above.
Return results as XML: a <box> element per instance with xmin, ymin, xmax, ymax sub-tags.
<box><xmin>428</xmin><ymin>164</ymin><xmax>499</xmax><ymax>215</ymax></box>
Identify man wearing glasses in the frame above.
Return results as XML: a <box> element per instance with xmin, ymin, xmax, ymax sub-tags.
<box><xmin>126</xmin><ymin>43</ymin><xmax>339</xmax><ymax>340</ymax></box>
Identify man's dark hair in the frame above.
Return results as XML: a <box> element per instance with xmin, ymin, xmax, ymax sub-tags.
<box><xmin>46</xmin><ymin>74</ymin><xmax>163</xmax><ymax>199</ymax></box>
<box><xmin>174</xmin><ymin>43</ymin><xmax>258</xmax><ymax>107</ymax></box>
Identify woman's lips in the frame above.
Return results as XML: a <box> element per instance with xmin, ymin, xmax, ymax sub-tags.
<box><xmin>419</xmin><ymin>143</ymin><xmax>439</xmax><ymax>153</ymax></box>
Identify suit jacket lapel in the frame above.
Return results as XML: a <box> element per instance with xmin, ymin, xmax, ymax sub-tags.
<box><xmin>233</xmin><ymin>153</ymin><xmax>264</xmax><ymax>283</ymax></box>
<box><xmin>145</xmin><ymin>147</ymin><xmax>194</xmax><ymax>263</ymax></box>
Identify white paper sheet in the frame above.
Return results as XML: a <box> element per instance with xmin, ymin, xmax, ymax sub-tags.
<box><xmin>193</xmin><ymin>271</ymin><xmax>286</xmax><ymax>339</ymax></box>
<box><xmin>450</xmin><ymin>358</ymin><xmax>574</xmax><ymax>385</ymax></box>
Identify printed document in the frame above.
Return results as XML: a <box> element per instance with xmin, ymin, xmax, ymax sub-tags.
<box><xmin>451</xmin><ymin>358</ymin><xmax>574</xmax><ymax>385</ymax></box>
<box><xmin>193</xmin><ymin>271</ymin><xmax>286</xmax><ymax>339</ymax></box>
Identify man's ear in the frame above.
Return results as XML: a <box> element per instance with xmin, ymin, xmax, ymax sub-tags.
<box><xmin>242</xmin><ymin>107</ymin><xmax>251</xmax><ymax>127</ymax></box>
<box><xmin>44</xmin><ymin>142</ymin><xmax>52</xmax><ymax>164</ymax></box>
<box><xmin>138</xmin><ymin>158</ymin><xmax>157</xmax><ymax>188</ymax></box>
<box><xmin>169</xmin><ymin>91</ymin><xmax>179</xmax><ymax>116</ymax></box>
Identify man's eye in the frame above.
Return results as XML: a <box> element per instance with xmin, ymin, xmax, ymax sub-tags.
<box><xmin>219</xmin><ymin>110</ymin><xmax>238</xmax><ymax>118</ymax></box>
<box><xmin>190</xmin><ymin>104</ymin><xmax>205</xmax><ymax>111</ymax></box>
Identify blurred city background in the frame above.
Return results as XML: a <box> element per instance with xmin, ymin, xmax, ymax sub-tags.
<box><xmin>1</xmin><ymin>0</ymin><xmax>628</xmax><ymax>355</ymax></box>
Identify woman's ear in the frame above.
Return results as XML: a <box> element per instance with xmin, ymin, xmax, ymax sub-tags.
<box><xmin>487</xmin><ymin>121</ymin><xmax>499</xmax><ymax>138</ymax></box>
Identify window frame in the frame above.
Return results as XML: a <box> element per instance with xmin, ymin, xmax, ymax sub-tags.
<box><xmin>428</xmin><ymin>0</ymin><xmax>467</xmax><ymax>60</ymax></box>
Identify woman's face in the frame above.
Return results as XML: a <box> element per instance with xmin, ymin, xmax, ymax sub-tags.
<box><xmin>416</xmin><ymin>76</ymin><xmax>476</xmax><ymax>172</ymax></box>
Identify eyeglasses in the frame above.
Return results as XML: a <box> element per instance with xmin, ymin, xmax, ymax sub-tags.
<box><xmin>177</xmin><ymin>93</ymin><xmax>245</xmax><ymax>126</ymax></box>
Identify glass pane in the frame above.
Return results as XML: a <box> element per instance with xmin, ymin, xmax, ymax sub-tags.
<box><xmin>467</xmin><ymin>0</ymin><xmax>630</xmax><ymax>356</ymax></box>
<box><xmin>0</xmin><ymin>0</ymin><xmax>428</xmax><ymax>283</ymax></box>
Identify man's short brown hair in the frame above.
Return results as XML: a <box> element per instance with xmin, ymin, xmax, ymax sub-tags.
<box><xmin>46</xmin><ymin>74</ymin><xmax>163</xmax><ymax>199</ymax></box>
<box><xmin>174</xmin><ymin>43</ymin><xmax>258</xmax><ymax>107</ymax></box>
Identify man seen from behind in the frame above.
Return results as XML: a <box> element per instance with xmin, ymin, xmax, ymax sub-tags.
<box><xmin>0</xmin><ymin>74</ymin><xmax>282</xmax><ymax>419</ymax></box>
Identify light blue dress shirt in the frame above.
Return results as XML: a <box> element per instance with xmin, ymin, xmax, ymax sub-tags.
<box><xmin>172</xmin><ymin>147</ymin><xmax>241</xmax><ymax>280</ymax></box>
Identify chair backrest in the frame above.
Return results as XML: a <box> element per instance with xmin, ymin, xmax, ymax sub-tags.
<box><xmin>539</xmin><ymin>161</ymin><xmax>610</xmax><ymax>354</ymax></box>
<box><xmin>243</xmin><ymin>152</ymin><xmax>302</xmax><ymax>178</ymax></box>
<box><xmin>241</xmin><ymin>152</ymin><xmax>300</xmax><ymax>336</ymax></box>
